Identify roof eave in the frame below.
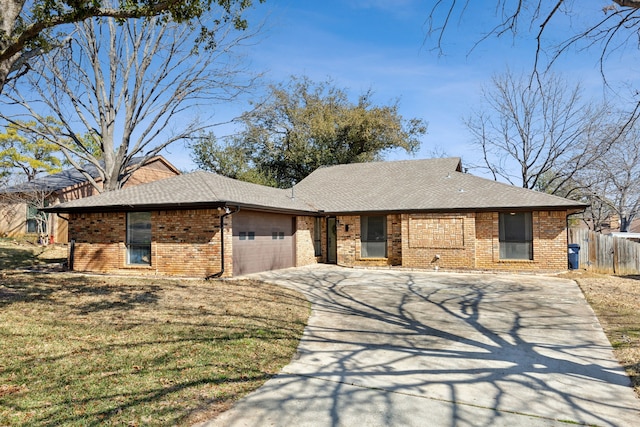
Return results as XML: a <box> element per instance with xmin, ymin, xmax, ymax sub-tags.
<box><xmin>44</xmin><ymin>200</ymin><xmax>318</xmax><ymax>215</ymax></box>
<box><xmin>45</xmin><ymin>201</ymin><xmax>587</xmax><ymax>215</ymax></box>
<box><xmin>316</xmin><ymin>204</ymin><xmax>588</xmax><ymax>216</ymax></box>
<box><xmin>44</xmin><ymin>201</ymin><xmax>227</xmax><ymax>213</ymax></box>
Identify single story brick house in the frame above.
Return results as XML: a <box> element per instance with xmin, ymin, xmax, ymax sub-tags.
<box><xmin>0</xmin><ymin>156</ymin><xmax>179</xmax><ymax>243</ymax></box>
<box><xmin>45</xmin><ymin>158</ymin><xmax>586</xmax><ymax>277</ymax></box>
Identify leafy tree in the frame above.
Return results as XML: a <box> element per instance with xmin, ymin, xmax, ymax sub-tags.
<box><xmin>3</xmin><ymin>14</ymin><xmax>258</xmax><ymax>192</ymax></box>
<box><xmin>0</xmin><ymin>0</ymin><xmax>263</xmax><ymax>93</ymax></box>
<box><xmin>465</xmin><ymin>70</ymin><xmax>615</xmax><ymax>195</ymax></box>
<box><xmin>191</xmin><ymin>132</ymin><xmax>278</xmax><ymax>186</ymax></box>
<box><xmin>192</xmin><ymin>76</ymin><xmax>428</xmax><ymax>188</ymax></box>
<box><xmin>0</xmin><ymin>120</ymin><xmax>63</xmax><ymax>244</ymax></box>
<box><xmin>0</xmin><ymin>120</ymin><xmax>63</xmax><ymax>181</ymax></box>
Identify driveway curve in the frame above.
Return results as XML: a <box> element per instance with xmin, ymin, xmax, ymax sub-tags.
<box><xmin>200</xmin><ymin>265</ymin><xmax>640</xmax><ymax>427</ymax></box>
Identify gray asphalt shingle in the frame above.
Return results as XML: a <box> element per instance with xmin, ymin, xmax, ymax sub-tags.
<box><xmin>294</xmin><ymin>158</ymin><xmax>584</xmax><ymax>212</ymax></box>
<box><xmin>46</xmin><ymin>158</ymin><xmax>586</xmax><ymax>213</ymax></box>
<box><xmin>46</xmin><ymin>171</ymin><xmax>312</xmax><ymax>212</ymax></box>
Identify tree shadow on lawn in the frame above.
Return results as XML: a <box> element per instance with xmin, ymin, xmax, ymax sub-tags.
<box><xmin>220</xmin><ymin>267</ymin><xmax>640</xmax><ymax>427</ymax></box>
<box><xmin>0</xmin><ymin>274</ymin><xmax>308</xmax><ymax>426</ymax></box>
<box><xmin>0</xmin><ymin>272</ymin><xmax>160</xmax><ymax>312</ymax></box>
<box><xmin>0</xmin><ymin>245</ymin><xmax>67</xmax><ymax>270</ymax></box>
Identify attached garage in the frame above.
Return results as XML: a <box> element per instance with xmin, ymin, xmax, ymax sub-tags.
<box><xmin>232</xmin><ymin>210</ymin><xmax>296</xmax><ymax>276</ymax></box>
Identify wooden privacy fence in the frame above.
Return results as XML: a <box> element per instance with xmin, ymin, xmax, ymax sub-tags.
<box><xmin>568</xmin><ymin>228</ymin><xmax>640</xmax><ymax>275</ymax></box>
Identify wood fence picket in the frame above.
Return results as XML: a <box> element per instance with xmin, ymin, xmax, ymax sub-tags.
<box><xmin>568</xmin><ymin>228</ymin><xmax>640</xmax><ymax>275</ymax></box>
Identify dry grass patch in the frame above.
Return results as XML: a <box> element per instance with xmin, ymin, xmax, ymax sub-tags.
<box><xmin>0</xmin><ymin>272</ymin><xmax>309</xmax><ymax>426</ymax></box>
<box><xmin>561</xmin><ymin>271</ymin><xmax>640</xmax><ymax>398</ymax></box>
<box><xmin>0</xmin><ymin>241</ymin><xmax>67</xmax><ymax>270</ymax></box>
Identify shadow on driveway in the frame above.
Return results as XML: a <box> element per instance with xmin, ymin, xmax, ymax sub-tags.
<box><xmin>201</xmin><ymin>266</ymin><xmax>640</xmax><ymax>427</ymax></box>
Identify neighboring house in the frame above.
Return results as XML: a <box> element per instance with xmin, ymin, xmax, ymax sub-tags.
<box><xmin>45</xmin><ymin>158</ymin><xmax>586</xmax><ymax>277</ymax></box>
<box><xmin>0</xmin><ymin>156</ymin><xmax>180</xmax><ymax>243</ymax></box>
<box><xmin>580</xmin><ymin>214</ymin><xmax>640</xmax><ymax>237</ymax></box>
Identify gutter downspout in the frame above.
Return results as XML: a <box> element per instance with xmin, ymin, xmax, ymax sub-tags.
<box><xmin>206</xmin><ymin>206</ymin><xmax>240</xmax><ymax>280</ymax></box>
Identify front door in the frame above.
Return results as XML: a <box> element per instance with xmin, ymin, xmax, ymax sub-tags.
<box><xmin>327</xmin><ymin>217</ymin><xmax>337</xmax><ymax>264</ymax></box>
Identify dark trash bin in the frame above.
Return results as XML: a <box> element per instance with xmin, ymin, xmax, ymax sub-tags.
<box><xmin>568</xmin><ymin>243</ymin><xmax>580</xmax><ymax>270</ymax></box>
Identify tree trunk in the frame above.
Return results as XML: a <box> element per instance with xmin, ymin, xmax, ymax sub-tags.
<box><xmin>0</xmin><ymin>0</ymin><xmax>26</xmax><ymax>93</ymax></box>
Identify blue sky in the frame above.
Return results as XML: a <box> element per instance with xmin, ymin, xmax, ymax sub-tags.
<box><xmin>166</xmin><ymin>0</ymin><xmax>637</xmax><ymax>173</ymax></box>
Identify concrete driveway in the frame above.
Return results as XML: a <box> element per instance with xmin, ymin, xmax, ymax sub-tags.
<box><xmin>200</xmin><ymin>266</ymin><xmax>640</xmax><ymax>427</ymax></box>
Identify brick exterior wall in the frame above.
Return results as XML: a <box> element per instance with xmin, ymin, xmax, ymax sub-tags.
<box><xmin>295</xmin><ymin>216</ymin><xmax>320</xmax><ymax>267</ymax></box>
<box><xmin>123</xmin><ymin>159</ymin><xmax>180</xmax><ymax>187</ymax></box>
<box><xmin>475</xmin><ymin>210</ymin><xmax>569</xmax><ymax>271</ymax></box>
<box><xmin>69</xmin><ymin>209</ymin><xmax>232</xmax><ymax>278</ymax></box>
<box><xmin>334</xmin><ymin>210</ymin><xmax>570</xmax><ymax>272</ymax></box>
<box><xmin>474</xmin><ymin>212</ymin><xmax>495</xmax><ymax>268</ymax></box>
<box><xmin>336</xmin><ymin>214</ymin><xmax>402</xmax><ymax>268</ymax></box>
<box><xmin>54</xmin><ymin>158</ymin><xmax>179</xmax><ymax>244</ymax></box>
<box><xmin>67</xmin><ymin>208</ymin><xmax>572</xmax><ymax>277</ymax></box>
<box><xmin>402</xmin><ymin>213</ymin><xmax>476</xmax><ymax>270</ymax></box>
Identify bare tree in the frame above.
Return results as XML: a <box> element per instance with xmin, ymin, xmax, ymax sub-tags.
<box><xmin>427</xmin><ymin>1</ymin><xmax>640</xmax><ymax>76</ymax></box>
<box><xmin>2</xmin><ymin>15</ymin><xmax>258</xmax><ymax>191</ymax></box>
<box><xmin>465</xmin><ymin>70</ymin><xmax>614</xmax><ymax>195</ymax></box>
<box><xmin>577</xmin><ymin>121</ymin><xmax>640</xmax><ymax>232</ymax></box>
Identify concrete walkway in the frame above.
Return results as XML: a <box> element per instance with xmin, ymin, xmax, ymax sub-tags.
<box><xmin>199</xmin><ymin>266</ymin><xmax>640</xmax><ymax>427</ymax></box>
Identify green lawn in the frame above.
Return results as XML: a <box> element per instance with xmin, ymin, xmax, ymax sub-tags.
<box><xmin>0</xmin><ymin>268</ymin><xmax>309</xmax><ymax>426</ymax></box>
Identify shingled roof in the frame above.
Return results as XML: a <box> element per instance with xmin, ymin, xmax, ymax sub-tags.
<box><xmin>294</xmin><ymin>158</ymin><xmax>586</xmax><ymax>212</ymax></box>
<box><xmin>0</xmin><ymin>164</ymin><xmax>101</xmax><ymax>194</ymax></box>
<box><xmin>45</xmin><ymin>171</ymin><xmax>314</xmax><ymax>213</ymax></box>
<box><xmin>46</xmin><ymin>158</ymin><xmax>587</xmax><ymax>213</ymax></box>
<box><xmin>0</xmin><ymin>156</ymin><xmax>169</xmax><ymax>194</ymax></box>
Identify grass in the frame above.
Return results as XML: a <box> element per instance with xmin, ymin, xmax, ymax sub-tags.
<box><xmin>561</xmin><ymin>271</ymin><xmax>640</xmax><ymax>398</ymax></box>
<box><xmin>2</xmin><ymin>241</ymin><xmax>638</xmax><ymax>423</ymax></box>
<box><xmin>0</xmin><ymin>240</ymin><xmax>67</xmax><ymax>270</ymax></box>
<box><xmin>0</xmin><ymin>270</ymin><xmax>309</xmax><ymax>426</ymax></box>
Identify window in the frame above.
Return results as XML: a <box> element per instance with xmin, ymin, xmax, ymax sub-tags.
<box><xmin>127</xmin><ymin>212</ymin><xmax>151</xmax><ymax>265</ymax></box>
<box><xmin>26</xmin><ymin>204</ymin><xmax>48</xmax><ymax>234</ymax></box>
<box><xmin>314</xmin><ymin>217</ymin><xmax>322</xmax><ymax>256</ymax></box>
<box><xmin>361</xmin><ymin>215</ymin><xmax>387</xmax><ymax>258</ymax></box>
<box><xmin>499</xmin><ymin>212</ymin><xmax>533</xmax><ymax>260</ymax></box>
<box><xmin>239</xmin><ymin>231</ymin><xmax>255</xmax><ymax>240</ymax></box>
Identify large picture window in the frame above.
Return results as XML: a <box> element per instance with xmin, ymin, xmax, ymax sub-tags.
<box><xmin>361</xmin><ymin>215</ymin><xmax>387</xmax><ymax>258</ymax></box>
<box><xmin>499</xmin><ymin>212</ymin><xmax>533</xmax><ymax>260</ymax></box>
<box><xmin>127</xmin><ymin>212</ymin><xmax>151</xmax><ymax>265</ymax></box>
